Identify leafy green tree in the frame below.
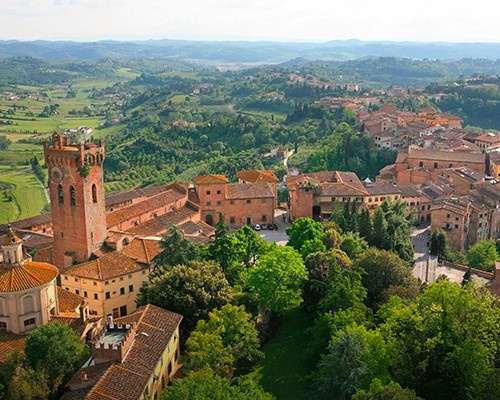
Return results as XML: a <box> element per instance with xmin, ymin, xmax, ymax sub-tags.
<box><xmin>185</xmin><ymin>331</ymin><xmax>234</xmax><ymax>377</ymax></box>
<box><xmin>246</xmin><ymin>244</ymin><xmax>307</xmax><ymax>316</ymax></box>
<box><xmin>358</xmin><ymin>209</ymin><xmax>373</xmax><ymax>243</ymax></box>
<box><xmin>286</xmin><ymin>217</ymin><xmax>324</xmax><ymax>253</ymax></box>
<box><xmin>372</xmin><ymin>207</ymin><xmax>389</xmax><ymax>249</ymax></box>
<box><xmin>137</xmin><ymin>261</ymin><xmax>232</xmax><ymax>332</ymax></box>
<box><xmin>378</xmin><ymin>281</ymin><xmax>500</xmax><ymax>400</ymax></box>
<box><xmin>186</xmin><ymin>304</ymin><xmax>263</xmax><ymax>375</ymax></box>
<box><xmin>162</xmin><ymin>368</ymin><xmax>275</xmax><ymax>400</ymax></box>
<box><xmin>232</xmin><ymin>225</ymin><xmax>268</xmax><ymax>268</ymax></box>
<box><xmin>24</xmin><ymin>323</ymin><xmax>88</xmax><ymax>394</ymax></box>
<box><xmin>153</xmin><ymin>224</ymin><xmax>200</xmax><ymax>270</ymax></box>
<box><xmin>353</xmin><ymin>379</ymin><xmax>423</xmax><ymax>400</ymax></box>
<box><xmin>205</xmin><ymin>213</ymin><xmax>244</xmax><ymax>282</ymax></box>
<box><xmin>311</xmin><ymin>325</ymin><xmax>391</xmax><ymax>400</ymax></box>
<box><xmin>466</xmin><ymin>240</ymin><xmax>498</xmax><ymax>272</ymax></box>
<box><xmin>7</xmin><ymin>367</ymin><xmax>50</xmax><ymax>400</ymax></box>
<box><xmin>340</xmin><ymin>232</ymin><xmax>367</xmax><ymax>260</ymax></box>
<box><xmin>355</xmin><ymin>248</ymin><xmax>418</xmax><ymax>310</ymax></box>
<box><xmin>0</xmin><ymin>135</ymin><xmax>12</xmax><ymax>152</ymax></box>
<box><xmin>429</xmin><ymin>229</ymin><xmax>451</xmax><ymax>260</ymax></box>
<box><xmin>300</xmin><ymin>237</ymin><xmax>327</xmax><ymax>260</ymax></box>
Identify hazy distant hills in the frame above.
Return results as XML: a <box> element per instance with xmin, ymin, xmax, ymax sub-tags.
<box><xmin>0</xmin><ymin>39</ymin><xmax>499</xmax><ymax>63</ymax></box>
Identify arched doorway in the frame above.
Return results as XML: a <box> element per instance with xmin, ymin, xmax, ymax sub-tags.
<box><xmin>205</xmin><ymin>214</ymin><xmax>213</xmax><ymax>226</ymax></box>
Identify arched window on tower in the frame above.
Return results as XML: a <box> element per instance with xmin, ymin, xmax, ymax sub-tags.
<box><xmin>70</xmin><ymin>186</ymin><xmax>76</xmax><ymax>206</ymax></box>
<box><xmin>92</xmin><ymin>184</ymin><xmax>97</xmax><ymax>203</ymax></box>
<box><xmin>58</xmin><ymin>185</ymin><xmax>64</xmax><ymax>205</ymax></box>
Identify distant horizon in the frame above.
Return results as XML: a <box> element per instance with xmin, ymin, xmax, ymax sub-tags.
<box><xmin>0</xmin><ymin>37</ymin><xmax>499</xmax><ymax>45</ymax></box>
<box><xmin>1</xmin><ymin>1</ymin><xmax>499</xmax><ymax>43</ymax></box>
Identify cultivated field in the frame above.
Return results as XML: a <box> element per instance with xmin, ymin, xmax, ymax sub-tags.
<box><xmin>0</xmin><ymin>165</ymin><xmax>47</xmax><ymax>224</ymax></box>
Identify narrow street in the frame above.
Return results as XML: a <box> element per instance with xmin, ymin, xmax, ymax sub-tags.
<box><xmin>411</xmin><ymin>223</ymin><xmax>438</xmax><ymax>282</ymax></box>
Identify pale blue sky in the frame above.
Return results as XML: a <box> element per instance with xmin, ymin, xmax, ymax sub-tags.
<box><xmin>1</xmin><ymin>0</ymin><xmax>499</xmax><ymax>43</ymax></box>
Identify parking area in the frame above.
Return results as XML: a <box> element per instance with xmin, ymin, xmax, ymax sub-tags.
<box><xmin>256</xmin><ymin>209</ymin><xmax>290</xmax><ymax>245</ymax></box>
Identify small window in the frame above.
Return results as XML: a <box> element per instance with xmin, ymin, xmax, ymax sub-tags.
<box><xmin>120</xmin><ymin>287</ymin><xmax>125</xmax><ymax>295</ymax></box>
<box><xmin>230</xmin><ymin>200</ymin><xmax>235</xmax><ymax>205</ymax></box>
<box><xmin>105</xmin><ymin>281</ymin><xmax>109</xmax><ymax>285</ymax></box>
<box><xmin>70</xmin><ymin>186</ymin><xmax>76</xmax><ymax>206</ymax></box>
<box><xmin>58</xmin><ymin>185</ymin><xmax>64</xmax><ymax>205</ymax></box>
<box><xmin>206</xmin><ymin>190</ymin><xmax>211</xmax><ymax>195</ymax></box>
<box><xmin>449</xmin><ymin>164</ymin><xmax>453</xmax><ymax>168</ymax></box>
<box><xmin>83</xmin><ymin>291</ymin><xmax>88</xmax><ymax>298</ymax></box>
<box><xmin>419</xmin><ymin>162</ymin><xmax>424</xmax><ymax>167</ymax></box>
<box><xmin>216</xmin><ymin>190</ymin><xmax>221</xmax><ymax>195</ymax></box>
<box><xmin>92</xmin><ymin>184</ymin><xmax>97</xmax><ymax>203</ymax></box>
<box><xmin>120</xmin><ymin>276</ymin><xmax>124</xmax><ymax>281</ymax></box>
<box><xmin>455</xmin><ymin>224</ymin><xmax>458</xmax><ymax>229</ymax></box>
<box><xmin>216</xmin><ymin>201</ymin><xmax>221</xmax><ymax>206</ymax></box>
<box><xmin>230</xmin><ymin>216</ymin><xmax>235</xmax><ymax>224</ymax></box>
<box><xmin>93</xmin><ymin>282</ymin><xmax>97</xmax><ymax>286</ymax></box>
<box><xmin>129</xmin><ymin>285</ymin><xmax>134</xmax><ymax>292</ymax></box>
<box><xmin>246</xmin><ymin>199</ymin><xmax>251</xmax><ymax>204</ymax></box>
<box><xmin>206</xmin><ymin>201</ymin><xmax>211</xmax><ymax>206</ymax></box>
<box><xmin>64</xmin><ymin>276</ymin><xmax>68</xmax><ymax>280</ymax></box>
<box><xmin>75</xmin><ymin>289</ymin><xmax>80</xmax><ymax>295</ymax></box>
<box><xmin>128</xmin><ymin>274</ymin><xmax>132</xmax><ymax>279</ymax></box>
<box><xmin>24</xmin><ymin>318</ymin><xmax>36</xmax><ymax>327</ymax></box>
<box><xmin>94</xmin><ymin>293</ymin><xmax>98</xmax><ymax>300</ymax></box>
<box><xmin>262</xmin><ymin>215</ymin><xmax>267</xmax><ymax>223</ymax></box>
<box><xmin>105</xmin><ymin>292</ymin><xmax>110</xmax><ymax>299</ymax></box>
<box><xmin>0</xmin><ymin>321</ymin><xmax>7</xmax><ymax>330</ymax></box>
<box><xmin>447</xmin><ymin>214</ymin><xmax>450</xmax><ymax>218</ymax></box>
<box><xmin>434</xmin><ymin>162</ymin><xmax>438</xmax><ymax>168</ymax></box>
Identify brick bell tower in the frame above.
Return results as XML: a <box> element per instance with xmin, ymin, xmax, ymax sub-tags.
<box><xmin>44</xmin><ymin>132</ymin><xmax>107</xmax><ymax>271</ymax></box>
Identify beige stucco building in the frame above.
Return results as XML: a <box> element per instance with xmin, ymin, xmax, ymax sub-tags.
<box><xmin>0</xmin><ymin>227</ymin><xmax>59</xmax><ymax>334</ymax></box>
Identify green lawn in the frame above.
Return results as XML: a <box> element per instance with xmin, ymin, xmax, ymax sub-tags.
<box><xmin>251</xmin><ymin>308</ymin><xmax>314</xmax><ymax>400</ymax></box>
<box><xmin>0</xmin><ymin>166</ymin><xmax>47</xmax><ymax>223</ymax></box>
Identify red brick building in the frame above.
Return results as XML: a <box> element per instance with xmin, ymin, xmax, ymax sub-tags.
<box><xmin>193</xmin><ymin>174</ymin><xmax>275</xmax><ymax>227</ymax></box>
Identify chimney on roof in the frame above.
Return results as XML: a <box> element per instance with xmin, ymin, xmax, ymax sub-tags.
<box><xmin>81</xmin><ymin>371</ymin><xmax>88</xmax><ymax>381</ymax></box>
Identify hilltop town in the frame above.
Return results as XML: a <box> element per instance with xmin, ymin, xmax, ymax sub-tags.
<box><xmin>0</xmin><ymin>54</ymin><xmax>499</xmax><ymax>400</ymax></box>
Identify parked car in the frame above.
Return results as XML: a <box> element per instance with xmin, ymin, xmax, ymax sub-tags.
<box><xmin>253</xmin><ymin>224</ymin><xmax>261</xmax><ymax>231</ymax></box>
<box><xmin>261</xmin><ymin>224</ymin><xmax>268</xmax><ymax>230</ymax></box>
<box><xmin>267</xmin><ymin>223</ymin><xmax>276</xmax><ymax>230</ymax></box>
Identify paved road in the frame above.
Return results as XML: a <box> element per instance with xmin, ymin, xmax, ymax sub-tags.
<box><xmin>412</xmin><ymin>223</ymin><xmax>438</xmax><ymax>282</ymax></box>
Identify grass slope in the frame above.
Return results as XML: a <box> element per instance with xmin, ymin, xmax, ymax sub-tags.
<box><xmin>251</xmin><ymin>308</ymin><xmax>313</xmax><ymax>400</ymax></box>
<box><xmin>0</xmin><ymin>166</ymin><xmax>47</xmax><ymax>223</ymax></box>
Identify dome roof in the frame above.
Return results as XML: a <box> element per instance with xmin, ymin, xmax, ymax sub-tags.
<box><xmin>0</xmin><ymin>261</ymin><xmax>59</xmax><ymax>292</ymax></box>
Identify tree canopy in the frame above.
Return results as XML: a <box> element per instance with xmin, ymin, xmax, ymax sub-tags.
<box><xmin>137</xmin><ymin>261</ymin><xmax>232</xmax><ymax>332</ymax></box>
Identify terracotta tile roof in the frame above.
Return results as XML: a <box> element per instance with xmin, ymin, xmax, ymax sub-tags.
<box><xmin>0</xmin><ymin>331</ymin><xmax>25</xmax><ymax>363</ymax></box>
<box><xmin>61</xmin><ymin>361</ymin><xmax>116</xmax><ymax>400</ymax></box>
<box><xmin>125</xmin><ymin>203</ymin><xmax>199</xmax><ymax>236</ymax></box>
<box><xmin>397</xmin><ymin>185</ymin><xmax>421</xmax><ymax>198</ymax></box>
<box><xmin>408</xmin><ymin>146</ymin><xmax>484</xmax><ymax>164</ymax></box>
<box><xmin>178</xmin><ymin>220</ymin><xmax>215</xmax><ymax>236</ymax></box>
<box><xmin>122</xmin><ymin>238</ymin><xmax>162</xmax><ymax>265</ymax></box>
<box><xmin>364</xmin><ymin>184</ymin><xmax>401</xmax><ymax>196</ymax></box>
<box><xmin>57</xmin><ymin>286</ymin><xmax>85</xmax><ymax>312</ymax></box>
<box><xmin>12</xmin><ymin>230</ymin><xmax>53</xmax><ymax>251</ymax></box>
<box><xmin>226</xmin><ymin>183</ymin><xmax>275</xmax><ymax>199</ymax></box>
<box><xmin>0</xmin><ymin>260</ymin><xmax>58</xmax><ymax>292</ymax></box>
<box><xmin>105</xmin><ymin>189</ymin><xmax>145</xmax><ymax>207</ymax></box>
<box><xmin>193</xmin><ymin>174</ymin><xmax>228</xmax><ymax>184</ymax></box>
<box><xmin>0</xmin><ymin>212</ymin><xmax>52</xmax><ymax>231</ymax></box>
<box><xmin>62</xmin><ymin>252</ymin><xmax>144</xmax><ymax>281</ymax></box>
<box><xmin>50</xmin><ymin>315</ymin><xmax>86</xmax><ymax>337</ymax></box>
<box><xmin>490</xmin><ymin>151</ymin><xmax>500</xmax><ymax>163</ymax></box>
<box><xmin>475</xmin><ymin>132</ymin><xmax>500</xmax><ymax>144</ymax></box>
<box><xmin>85</xmin><ymin>305</ymin><xmax>182</xmax><ymax>400</ymax></box>
<box><xmin>106</xmin><ymin>190</ymin><xmax>186</xmax><ymax>228</ymax></box>
<box><xmin>237</xmin><ymin>169</ymin><xmax>278</xmax><ymax>183</ymax></box>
